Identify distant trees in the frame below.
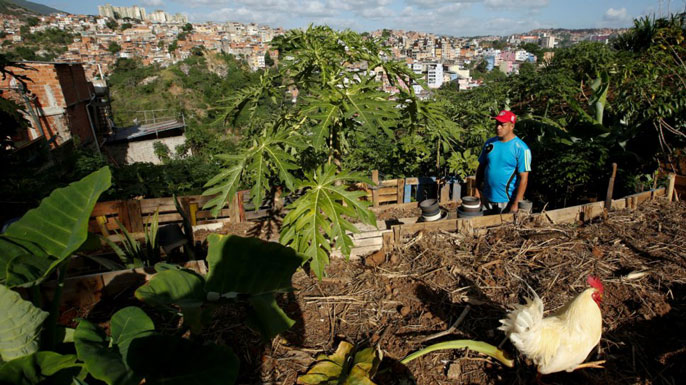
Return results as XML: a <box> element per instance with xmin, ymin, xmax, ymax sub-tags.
<box><xmin>121</xmin><ymin>23</ymin><xmax>132</xmax><ymax>31</ymax></box>
<box><xmin>105</xmin><ymin>19</ymin><xmax>118</xmax><ymax>30</ymax></box>
<box><xmin>263</xmin><ymin>51</ymin><xmax>274</xmax><ymax>67</ymax></box>
<box><xmin>182</xmin><ymin>23</ymin><xmax>193</xmax><ymax>32</ymax></box>
<box><xmin>108</xmin><ymin>41</ymin><xmax>121</xmax><ymax>54</ymax></box>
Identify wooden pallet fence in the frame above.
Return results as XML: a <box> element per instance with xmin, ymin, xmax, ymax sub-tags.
<box><xmin>89</xmin><ymin>172</ymin><xmax>467</xmax><ymax>234</ymax></box>
<box><xmin>383</xmin><ymin>187</ymin><xmax>667</xmax><ymax>251</ymax></box>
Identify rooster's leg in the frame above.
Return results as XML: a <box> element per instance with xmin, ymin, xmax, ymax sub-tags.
<box><xmin>573</xmin><ymin>360</ymin><xmax>606</xmax><ymax>370</ymax></box>
<box><xmin>536</xmin><ymin>372</ymin><xmax>548</xmax><ymax>385</ymax></box>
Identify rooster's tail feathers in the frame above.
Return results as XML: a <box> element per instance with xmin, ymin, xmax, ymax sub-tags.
<box><xmin>498</xmin><ymin>295</ymin><xmax>544</xmax><ymax>334</ymax></box>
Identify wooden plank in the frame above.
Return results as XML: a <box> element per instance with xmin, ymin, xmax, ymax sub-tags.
<box><xmin>351</xmin><ymin>230</ymin><xmax>389</xmax><ymax>240</ymax></box>
<box><xmin>465</xmin><ymin>176</ymin><xmax>476</xmax><ymax>196</ymax></box>
<box><xmin>372</xmin><ymin>170</ymin><xmax>380</xmax><ymax>208</ymax></box>
<box><xmin>352</xmin><ymin>237</ymin><xmax>383</xmax><ymax>248</ymax></box>
<box><xmin>140</xmin><ymin>197</ymin><xmax>175</xmax><ymax>212</ymax></box>
<box><xmin>440</xmin><ymin>183</ymin><xmax>450</xmax><ymax>203</ymax></box>
<box><xmin>378</xmin><ymin>187</ymin><xmax>398</xmax><ymax>195</ymax></box>
<box><xmin>126</xmin><ymin>200</ymin><xmax>144</xmax><ymax>233</ymax></box>
<box><xmin>92</xmin><ymin>200</ymin><xmax>122</xmax><ymax>216</ymax></box>
<box><xmin>667</xmin><ymin>173</ymin><xmax>676</xmax><ymax>201</ymax></box>
<box><xmin>196</xmin><ymin>209</ymin><xmax>231</xmax><ymax>219</ymax></box>
<box><xmin>370</xmin><ymin>201</ymin><xmax>418</xmax><ymax>214</ymax></box>
<box><xmin>331</xmin><ymin>245</ymin><xmax>383</xmax><ymax>260</ymax></box>
<box><xmin>405</xmin><ymin>177</ymin><xmax>419</xmax><ymax>185</ymax></box>
<box><xmin>382</xmin><ymin>231</ymin><xmax>394</xmax><ymax>252</ymax></box>
<box><xmin>605</xmin><ymin>163</ymin><xmax>617</xmax><ymax>210</ymax></box>
<box><xmin>117</xmin><ymin>200</ymin><xmax>132</xmax><ymax>232</ymax></box>
<box><xmin>378</xmin><ymin>195</ymin><xmax>397</xmax><ymax>204</ymax></box>
<box><xmin>397</xmin><ymin>178</ymin><xmax>405</xmax><ymax>204</ymax></box>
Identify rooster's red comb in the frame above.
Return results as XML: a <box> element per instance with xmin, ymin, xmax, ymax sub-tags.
<box><xmin>587</xmin><ymin>276</ymin><xmax>604</xmax><ymax>293</ymax></box>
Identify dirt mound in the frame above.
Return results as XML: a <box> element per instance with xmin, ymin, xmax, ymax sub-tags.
<box><xmin>206</xmin><ymin>199</ymin><xmax>686</xmax><ymax>385</ymax></box>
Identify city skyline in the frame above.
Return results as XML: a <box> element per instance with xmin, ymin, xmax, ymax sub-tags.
<box><xmin>29</xmin><ymin>0</ymin><xmax>682</xmax><ymax>36</ymax></box>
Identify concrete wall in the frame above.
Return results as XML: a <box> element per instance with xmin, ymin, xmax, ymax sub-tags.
<box><xmin>108</xmin><ymin>134</ymin><xmax>188</xmax><ymax>164</ymax></box>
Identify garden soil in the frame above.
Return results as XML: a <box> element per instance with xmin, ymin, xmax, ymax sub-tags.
<box><xmin>92</xmin><ymin>199</ymin><xmax>686</xmax><ymax>385</ymax></box>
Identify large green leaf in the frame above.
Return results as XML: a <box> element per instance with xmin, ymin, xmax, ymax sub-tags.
<box><xmin>205</xmin><ymin>235</ymin><xmax>306</xmax><ymax>294</ymax></box>
<box><xmin>0</xmin><ymin>167</ymin><xmax>112</xmax><ymax>287</ymax></box>
<box><xmin>247</xmin><ymin>294</ymin><xmax>296</xmax><ymax>341</ymax></box>
<box><xmin>205</xmin><ymin>235</ymin><xmax>304</xmax><ymax>339</ymax></box>
<box><xmin>0</xmin><ymin>284</ymin><xmax>48</xmax><ymax>362</ymax></box>
<box><xmin>109</xmin><ymin>307</ymin><xmax>155</xmax><ymax>365</ymax></box>
<box><xmin>280</xmin><ymin>165</ymin><xmax>376</xmax><ymax>279</ymax></box>
<box><xmin>0</xmin><ymin>351</ymin><xmax>84</xmax><ymax>385</ymax></box>
<box><xmin>134</xmin><ymin>269</ymin><xmax>206</xmax><ymax>332</ymax></box>
<box><xmin>74</xmin><ymin>307</ymin><xmax>153</xmax><ymax>385</ymax></box>
<box><xmin>126</xmin><ymin>335</ymin><xmax>239</xmax><ymax>385</ymax></box>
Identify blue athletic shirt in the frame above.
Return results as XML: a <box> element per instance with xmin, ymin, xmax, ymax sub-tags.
<box><xmin>478</xmin><ymin>136</ymin><xmax>532</xmax><ymax>203</ymax></box>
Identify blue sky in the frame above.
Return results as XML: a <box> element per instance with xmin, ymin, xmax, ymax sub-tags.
<box><xmin>38</xmin><ymin>0</ymin><xmax>680</xmax><ymax>36</ymax></box>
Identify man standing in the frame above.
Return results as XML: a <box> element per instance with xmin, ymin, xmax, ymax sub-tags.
<box><xmin>475</xmin><ymin>110</ymin><xmax>531</xmax><ymax>213</ymax></box>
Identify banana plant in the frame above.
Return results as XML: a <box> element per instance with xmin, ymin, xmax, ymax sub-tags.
<box><xmin>297</xmin><ymin>341</ymin><xmax>382</xmax><ymax>385</ymax></box>
<box><xmin>0</xmin><ymin>167</ymin><xmax>111</xmax><ymax>351</ymax></box>
<box><xmin>0</xmin><ymin>168</ymin><xmax>112</xmax><ymax>384</ymax></box>
<box><xmin>135</xmin><ymin>234</ymin><xmax>306</xmax><ymax>339</ymax></box>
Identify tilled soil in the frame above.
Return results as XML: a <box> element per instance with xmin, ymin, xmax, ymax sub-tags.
<box><xmin>201</xmin><ymin>199</ymin><xmax>686</xmax><ymax>385</ymax></box>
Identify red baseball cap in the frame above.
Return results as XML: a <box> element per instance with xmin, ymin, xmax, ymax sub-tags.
<box><xmin>492</xmin><ymin>110</ymin><xmax>516</xmax><ymax>124</ymax></box>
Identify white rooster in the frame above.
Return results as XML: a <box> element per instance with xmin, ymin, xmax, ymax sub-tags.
<box><xmin>499</xmin><ymin>276</ymin><xmax>605</xmax><ymax>377</ymax></box>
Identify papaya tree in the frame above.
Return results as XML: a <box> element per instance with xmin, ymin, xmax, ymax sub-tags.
<box><xmin>203</xmin><ymin>25</ymin><xmax>459</xmax><ymax>278</ymax></box>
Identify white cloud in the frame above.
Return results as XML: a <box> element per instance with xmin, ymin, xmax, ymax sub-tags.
<box><xmin>603</xmin><ymin>7</ymin><xmax>628</xmax><ymax>21</ymax></box>
<box><xmin>141</xmin><ymin>0</ymin><xmax>165</xmax><ymax>6</ymax></box>
<box><xmin>483</xmin><ymin>0</ymin><xmax>549</xmax><ymax>9</ymax></box>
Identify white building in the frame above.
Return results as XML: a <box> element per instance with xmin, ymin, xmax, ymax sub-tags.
<box><xmin>427</xmin><ymin>63</ymin><xmax>443</xmax><ymax>89</ymax></box>
<box><xmin>540</xmin><ymin>34</ymin><xmax>555</xmax><ymax>49</ymax></box>
<box><xmin>514</xmin><ymin>50</ymin><xmax>529</xmax><ymax>62</ymax></box>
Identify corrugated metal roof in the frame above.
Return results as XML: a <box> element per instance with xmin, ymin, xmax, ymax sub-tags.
<box><xmin>106</xmin><ymin>120</ymin><xmax>185</xmax><ymax>143</ymax></box>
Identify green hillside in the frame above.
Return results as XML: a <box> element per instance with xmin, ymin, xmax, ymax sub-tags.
<box><xmin>3</xmin><ymin>0</ymin><xmax>62</xmax><ymax>15</ymax></box>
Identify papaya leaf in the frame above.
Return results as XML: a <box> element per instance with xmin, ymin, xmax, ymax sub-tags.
<box><xmin>0</xmin><ymin>167</ymin><xmax>111</xmax><ymax>287</ymax></box>
<box><xmin>280</xmin><ymin>165</ymin><xmax>376</xmax><ymax>279</ymax></box>
<box><xmin>400</xmin><ymin>339</ymin><xmax>514</xmax><ymax>368</ymax></box>
<box><xmin>0</xmin><ymin>351</ymin><xmax>84</xmax><ymax>385</ymax></box>
<box><xmin>203</xmin><ymin>129</ymin><xmax>302</xmax><ymax>215</ymax></box>
<box><xmin>126</xmin><ymin>335</ymin><xmax>239</xmax><ymax>385</ymax></box>
<box><xmin>0</xmin><ymin>284</ymin><xmax>49</xmax><ymax>362</ymax></box>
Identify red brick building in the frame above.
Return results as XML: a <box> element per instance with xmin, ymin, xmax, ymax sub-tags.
<box><xmin>0</xmin><ymin>61</ymin><xmax>110</xmax><ymax>150</ymax></box>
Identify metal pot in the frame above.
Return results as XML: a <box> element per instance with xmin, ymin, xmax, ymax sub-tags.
<box><xmin>460</xmin><ymin>196</ymin><xmax>482</xmax><ymax>213</ymax></box>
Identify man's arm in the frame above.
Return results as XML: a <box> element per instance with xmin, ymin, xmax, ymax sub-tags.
<box><xmin>509</xmin><ymin>171</ymin><xmax>528</xmax><ymax>213</ymax></box>
<box><xmin>474</xmin><ymin>162</ymin><xmax>485</xmax><ymax>199</ymax></box>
